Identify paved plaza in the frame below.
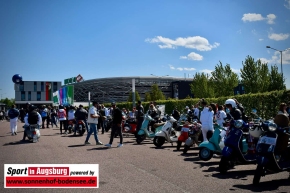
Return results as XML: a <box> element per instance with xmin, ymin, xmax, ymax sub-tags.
<box><xmin>0</xmin><ymin>120</ymin><xmax>289</xmax><ymax>193</ymax></box>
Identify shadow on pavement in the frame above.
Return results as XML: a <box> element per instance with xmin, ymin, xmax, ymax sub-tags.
<box><xmin>68</xmin><ymin>144</ymin><xmax>86</xmax><ymax>148</ymax></box>
<box><xmin>232</xmin><ymin>178</ymin><xmax>290</xmax><ymax>192</ymax></box>
<box><xmin>211</xmin><ymin>169</ymin><xmax>255</xmax><ymax>180</ymax></box>
<box><xmin>123</xmin><ymin>141</ymin><xmax>134</xmax><ymax>144</ymax></box>
<box><xmin>183</xmin><ymin>155</ymin><xmax>199</xmax><ymax>161</ymax></box>
<box><xmin>87</xmin><ymin>147</ymin><xmax>110</xmax><ymax>151</ymax></box>
<box><xmin>3</xmin><ymin>141</ymin><xmax>31</xmax><ymax>146</ymax></box>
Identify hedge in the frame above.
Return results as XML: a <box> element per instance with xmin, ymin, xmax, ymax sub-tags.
<box><xmin>102</xmin><ymin>90</ymin><xmax>290</xmax><ymax>120</ymax></box>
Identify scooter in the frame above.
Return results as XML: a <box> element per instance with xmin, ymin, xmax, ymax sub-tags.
<box><xmin>219</xmin><ymin>118</ymin><xmax>255</xmax><ymax>174</ymax></box>
<box><xmin>253</xmin><ymin>114</ymin><xmax>290</xmax><ymax>185</ymax></box>
<box><xmin>198</xmin><ymin>124</ymin><xmax>227</xmax><ymax>161</ymax></box>
<box><xmin>153</xmin><ymin>115</ymin><xmax>179</xmax><ymax>147</ymax></box>
<box><xmin>67</xmin><ymin>120</ymin><xmax>74</xmax><ymax>134</ymax></box>
<box><xmin>136</xmin><ymin>114</ymin><xmax>164</xmax><ymax>144</ymax></box>
<box><xmin>75</xmin><ymin>120</ymin><xmax>86</xmax><ymax>136</ymax></box>
<box><xmin>24</xmin><ymin>124</ymin><xmax>41</xmax><ymax>143</ymax></box>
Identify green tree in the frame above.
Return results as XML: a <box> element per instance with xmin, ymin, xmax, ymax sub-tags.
<box><xmin>144</xmin><ymin>84</ymin><xmax>166</xmax><ymax>102</ymax></box>
<box><xmin>268</xmin><ymin>65</ymin><xmax>286</xmax><ymax>91</ymax></box>
<box><xmin>240</xmin><ymin>56</ymin><xmax>260</xmax><ymax>93</ymax></box>
<box><xmin>257</xmin><ymin>60</ymin><xmax>270</xmax><ymax>93</ymax></box>
<box><xmin>127</xmin><ymin>91</ymin><xmax>141</xmax><ymax>102</ymax></box>
<box><xmin>190</xmin><ymin>72</ymin><xmax>215</xmax><ymax>98</ymax></box>
<box><xmin>211</xmin><ymin>62</ymin><xmax>239</xmax><ymax>96</ymax></box>
<box><xmin>0</xmin><ymin>98</ymin><xmax>14</xmax><ymax>107</ymax></box>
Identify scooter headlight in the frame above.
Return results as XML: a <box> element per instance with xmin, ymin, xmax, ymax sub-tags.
<box><xmin>234</xmin><ymin>120</ymin><xmax>243</xmax><ymax>129</ymax></box>
<box><xmin>268</xmin><ymin>122</ymin><xmax>277</xmax><ymax>132</ymax></box>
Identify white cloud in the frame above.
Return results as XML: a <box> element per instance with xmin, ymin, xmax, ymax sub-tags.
<box><xmin>168</xmin><ymin>64</ymin><xmax>196</xmax><ymax>71</ymax></box>
<box><xmin>259</xmin><ymin>38</ymin><xmax>264</xmax><ymax>41</ymax></box>
<box><xmin>231</xmin><ymin>68</ymin><xmax>240</xmax><ymax>73</ymax></box>
<box><xmin>259</xmin><ymin>49</ymin><xmax>290</xmax><ymax>65</ymax></box>
<box><xmin>180</xmin><ymin>52</ymin><xmax>203</xmax><ymax>61</ymax></box>
<box><xmin>267</xmin><ymin>14</ymin><xmax>276</xmax><ymax>24</ymax></box>
<box><xmin>285</xmin><ymin>0</ymin><xmax>290</xmax><ymax>9</ymax></box>
<box><xmin>199</xmin><ymin>69</ymin><xmax>212</xmax><ymax>74</ymax></box>
<box><xmin>268</xmin><ymin>33</ymin><xmax>289</xmax><ymax>41</ymax></box>
<box><xmin>145</xmin><ymin>36</ymin><xmax>220</xmax><ymax>51</ymax></box>
<box><xmin>241</xmin><ymin>13</ymin><xmax>276</xmax><ymax>24</ymax></box>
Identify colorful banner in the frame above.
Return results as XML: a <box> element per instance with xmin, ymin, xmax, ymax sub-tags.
<box><xmin>46</xmin><ymin>82</ymin><xmax>52</xmax><ymax>101</ymax></box>
<box><xmin>52</xmin><ymin>85</ymin><xmax>74</xmax><ymax>106</ymax></box>
<box><xmin>4</xmin><ymin>164</ymin><xmax>99</xmax><ymax>188</ymax></box>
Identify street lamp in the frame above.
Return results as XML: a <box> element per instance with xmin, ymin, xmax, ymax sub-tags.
<box><xmin>266</xmin><ymin>46</ymin><xmax>290</xmax><ymax>77</ymax></box>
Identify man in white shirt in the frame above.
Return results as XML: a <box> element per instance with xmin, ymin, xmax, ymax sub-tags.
<box><xmin>84</xmin><ymin>101</ymin><xmax>103</xmax><ymax>145</ymax></box>
<box><xmin>200</xmin><ymin>101</ymin><xmax>214</xmax><ymax>142</ymax></box>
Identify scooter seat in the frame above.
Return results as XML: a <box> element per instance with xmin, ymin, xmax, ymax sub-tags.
<box><xmin>153</xmin><ymin>122</ymin><xmax>165</xmax><ymax>128</ymax></box>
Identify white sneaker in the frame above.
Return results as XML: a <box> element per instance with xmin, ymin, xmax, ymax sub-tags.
<box><xmin>104</xmin><ymin>144</ymin><xmax>111</xmax><ymax>148</ymax></box>
<box><xmin>117</xmin><ymin>144</ymin><xmax>123</xmax><ymax>148</ymax></box>
<box><xmin>96</xmin><ymin>141</ymin><xmax>103</xmax><ymax>145</ymax></box>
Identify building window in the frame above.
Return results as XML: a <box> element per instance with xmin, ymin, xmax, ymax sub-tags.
<box><xmin>242</xmin><ymin>86</ymin><xmax>244</xmax><ymax>91</ymax></box>
<box><xmin>37</xmin><ymin>92</ymin><xmax>41</xmax><ymax>101</ymax></box>
<box><xmin>28</xmin><ymin>91</ymin><xmax>31</xmax><ymax>101</ymax></box>
<box><xmin>53</xmin><ymin>82</ymin><xmax>57</xmax><ymax>92</ymax></box>
<box><xmin>34</xmin><ymin>82</ymin><xmax>37</xmax><ymax>91</ymax></box>
<box><xmin>41</xmin><ymin>82</ymin><xmax>44</xmax><ymax>92</ymax></box>
<box><xmin>21</xmin><ymin>91</ymin><xmax>25</xmax><ymax>101</ymax></box>
<box><xmin>19</xmin><ymin>82</ymin><xmax>24</xmax><ymax>91</ymax></box>
<box><xmin>236</xmin><ymin>91</ymin><xmax>240</xmax><ymax>95</ymax></box>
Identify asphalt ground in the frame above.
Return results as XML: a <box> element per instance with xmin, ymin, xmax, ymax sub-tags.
<box><xmin>0</xmin><ymin>120</ymin><xmax>290</xmax><ymax>193</ymax></box>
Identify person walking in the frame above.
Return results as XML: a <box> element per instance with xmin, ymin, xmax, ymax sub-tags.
<box><xmin>105</xmin><ymin>102</ymin><xmax>123</xmax><ymax>148</ymax></box>
<box><xmin>84</xmin><ymin>101</ymin><xmax>103</xmax><ymax>145</ymax></box>
<box><xmin>57</xmin><ymin>105</ymin><xmax>67</xmax><ymax>135</ymax></box>
<box><xmin>200</xmin><ymin>101</ymin><xmax>214</xmax><ymax>142</ymax></box>
<box><xmin>8</xmin><ymin>105</ymin><xmax>20</xmax><ymax>135</ymax></box>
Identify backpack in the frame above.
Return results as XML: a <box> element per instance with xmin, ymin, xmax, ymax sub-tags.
<box><xmin>41</xmin><ymin>110</ymin><xmax>47</xmax><ymax>117</ymax></box>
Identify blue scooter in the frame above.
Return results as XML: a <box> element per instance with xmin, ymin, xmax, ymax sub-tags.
<box><xmin>198</xmin><ymin>124</ymin><xmax>226</xmax><ymax>161</ymax></box>
<box><xmin>219</xmin><ymin>118</ymin><xmax>253</xmax><ymax>174</ymax></box>
<box><xmin>136</xmin><ymin>114</ymin><xmax>164</xmax><ymax>144</ymax></box>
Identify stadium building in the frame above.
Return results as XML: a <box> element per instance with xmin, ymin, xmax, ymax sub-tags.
<box><xmin>69</xmin><ymin>76</ymin><xmax>193</xmax><ymax>103</ymax></box>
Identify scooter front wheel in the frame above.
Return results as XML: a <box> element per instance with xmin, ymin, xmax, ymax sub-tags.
<box><xmin>136</xmin><ymin>135</ymin><xmax>145</xmax><ymax>144</ymax></box>
<box><xmin>253</xmin><ymin>165</ymin><xmax>264</xmax><ymax>185</ymax></box>
<box><xmin>199</xmin><ymin>148</ymin><xmax>213</xmax><ymax>161</ymax></box>
<box><xmin>153</xmin><ymin>137</ymin><xmax>165</xmax><ymax>147</ymax></box>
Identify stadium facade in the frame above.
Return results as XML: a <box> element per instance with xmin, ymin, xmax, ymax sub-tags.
<box><xmin>69</xmin><ymin>76</ymin><xmax>193</xmax><ymax>103</ymax></box>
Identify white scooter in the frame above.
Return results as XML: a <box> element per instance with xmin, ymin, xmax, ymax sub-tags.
<box><xmin>153</xmin><ymin>115</ymin><xmax>179</xmax><ymax>147</ymax></box>
<box><xmin>24</xmin><ymin>124</ymin><xmax>41</xmax><ymax>143</ymax></box>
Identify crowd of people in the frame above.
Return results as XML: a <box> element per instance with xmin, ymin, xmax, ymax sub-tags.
<box><xmin>2</xmin><ymin>99</ymin><xmax>290</xmax><ymax>147</ymax></box>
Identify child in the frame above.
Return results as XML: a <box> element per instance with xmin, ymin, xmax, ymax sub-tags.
<box><xmin>176</xmin><ymin>121</ymin><xmax>191</xmax><ymax>150</ymax></box>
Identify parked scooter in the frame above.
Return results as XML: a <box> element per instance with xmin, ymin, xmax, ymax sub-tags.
<box><xmin>198</xmin><ymin>124</ymin><xmax>227</xmax><ymax>161</ymax></box>
<box><xmin>253</xmin><ymin>114</ymin><xmax>290</xmax><ymax>185</ymax></box>
<box><xmin>153</xmin><ymin>115</ymin><xmax>179</xmax><ymax>147</ymax></box>
<box><xmin>24</xmin><ymin>124</ymin><xmax>41</xmax><ymax>143</ymax></box>
<box><xmin>75</xmin><ymin>120</ymin><xmax>86</xmax><ymax>136</ymax></box>
<box><xmin>219</xmin><ymin>114</ymin><xmax>256</xmax><ymax>174</ymax></box>
<box><xmin>136</xmin><ymin>114</ymin><xmax>163</xmax><ymax>144</ymax></box>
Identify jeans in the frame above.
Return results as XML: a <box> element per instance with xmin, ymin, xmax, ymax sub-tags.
<box><xmin>102</xmin><ymin>119</ymin><xmax>107</xmax><ymax>133</ymax></box>
<box><xmin>51</xmin><ymin>116</ymin><xmax>58</xmax><ymax>127</ymax></box>
<box><xmin>109</xmin><ymin>123</ymin><xmax>123</xmax><ymax>144</ymax></box>
<box><xmin>85</xmin><ymin>123</ymin><xmax>100</xmax><ymax>143</ymax></box>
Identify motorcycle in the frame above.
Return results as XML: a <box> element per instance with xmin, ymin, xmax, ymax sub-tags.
<box><xmin>136</xmin><ymin>114</ymin><xmax>164</xmax><ymax>144</ymax></box>
<box><xmin>75</xmin><ymin>120</ymin><xmax>86</xmax><ymax>136</ymax></box>
<box><xmin>24</xmin><ymin>124</ymin><xmax>41</xmax><ymax>143</ymax></box>
<box><xmin>253</xmin><ymin>114</ymin><xmax>290</xmax><ymax>185</ymax></box>
<box><xmin>198</xmin><ymin>124</ymin><xmax>227</xmax><ymax>161</ymax></box>
<box><xmin>153</xmin><ymin>115</ymin><xmax>179</xmax><ymax>147</ymax></box>
<box><xmin>219</xmin><ymin>116</ymin><xmax>256</xmax><ymax>174</ymax></box>
<box><xmin>67</xmin><ymin>120</ymin><xmax>74</xmax><ymax>134</ymax></box>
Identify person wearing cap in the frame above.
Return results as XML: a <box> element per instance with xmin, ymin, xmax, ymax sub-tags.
<box><xmin>105</xmin><ymin>102</ymin><xmax>123</xmax><ymax>148</ymax></box>
<box><xmin>85</xmin><ymin>101</ymin><xmax>103</xmax><ymax>145</ymax></box>
<box><xmin>75</xmin><ymin>104</ymin><xmax>89</xmax><ymax>134</ymax></box>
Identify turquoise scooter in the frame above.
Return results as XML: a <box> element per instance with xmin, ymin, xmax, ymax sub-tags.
<box><xmin>198</xmin><ymin>124</ymin><xmax>227</xmax><ymax>161</ymax></box>
<box><xmin>136</xmin><ymin>114</ymin><xmax>164</xmax><ymax>144</ymax></box>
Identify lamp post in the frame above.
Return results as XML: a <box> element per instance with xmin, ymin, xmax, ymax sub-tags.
<box><xmin>266</xmin><ymin>46</ymin><xmax>290</xmax><ymax>77</ymax></box>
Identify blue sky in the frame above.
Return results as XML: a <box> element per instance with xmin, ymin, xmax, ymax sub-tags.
<box><xmin>0</xmin><ymin>0</ymin><xmax>290</xmax><ymax>100</ymax></box>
